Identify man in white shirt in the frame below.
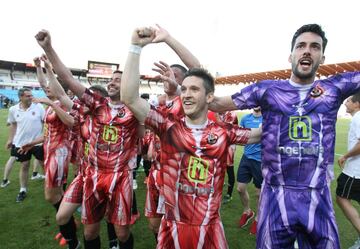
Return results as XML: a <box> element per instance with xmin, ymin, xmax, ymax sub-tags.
<box><xmin>6</xmin><ymin>88</ymin><xmax>45</xmax><ymax>202</ymax></box>
<box><xmin>337</xmin><ymin>92</ymin><xmax>360</xmax><ymax>249</ymax></box>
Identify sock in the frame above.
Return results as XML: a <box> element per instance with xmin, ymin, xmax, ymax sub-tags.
<box><xmin>59</xmin><ymin>216</ymin><xmax>78</xmax><ymax>249</ymax></box>
<box><xmin>53</xmin><ymin>198</ymin><xmax>62</xmax><ymax>212</ymax></box>
<box><xmin>154</xmin><ymin>233</ymin><xmax>158</xmax><ymax>243</ymax></box>
<box><xmin>32</xmin><ymin>172</ymin><xmax>38</xmax><ymax>177</ymax></box>
<box><xmin>143</xmin><ymin>160</ymin><xmax>151</xmax><ymax>177</ymax></box>
<box><xmin>84</xmin><ymin>236</ymin><xmax>100</xmax><ymax>249</ymax></box>
<box><xmin>226</xmin><ymin>167</ymin><xmax>235</xmax><ymax>196</ymax></box>
<box><xmin>106</xmin><ymin>222</ymin><xmax>117</xmax><ymax>248</ymax></box>
<box><xmin>20</xmin><ymin>187</ymin><xmax>27</xmax><ymax>193</ymax></box>
<box><xmin>132</xmin><ymin>192</ymin><xmax>138</xmax><ymax>214</ymax></box>
<box><xmin>118</xmin><ymin>233</ymin><xmax>134</xmax><ymax>249</ymax></box>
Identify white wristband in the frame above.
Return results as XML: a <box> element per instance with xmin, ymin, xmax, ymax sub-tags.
<box><xmin>129</xmin><ymin>44</ymin><xmax>142</xmax><ymax>55</ymax></box>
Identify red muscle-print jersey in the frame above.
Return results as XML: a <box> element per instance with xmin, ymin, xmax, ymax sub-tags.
<box><xmin>80</xmin><ymin>89</ymin><xmax>138</xmax><ymax>173</ymax></box>
<box><xmin>156</xmin><ymin>96</ymin><xmax>184</xmax><ymax>117</ymax></box>
<box><xmin>218</xmin><ymin>111</ymin><xmax>238</xmax><ymax>125</ymax></box>
<box><xmin>43</xmin><ymin>101</ymin><xmax>71</xmax><ymax>152</ymax></box>
<box><xmin>145</xmin><ymin>108</ymin><xmax>250</xmax><ymax>225</ymax></box>
<box><xmin>141</xmin><ymin>128</ymin><xmax>153</xmax><ymax>156</ymax></box>
<box><xmin>70</xmin><ymin>102</ymin><xmax>92</xmax><ymax>174</ymax></box>
<box><xmin>218</xmin><ymin>111</ymin><xmax>238</xmax><ymax>166</ymax></box>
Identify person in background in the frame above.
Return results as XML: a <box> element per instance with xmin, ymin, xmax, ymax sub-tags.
<box><xmin>336</xmin><ymin>93</ymin><xmax>360</xmax><ymax>249</ymax></box>
<box><xmin>6</xmin><ymin>87</ymin><xmax>45</xmax><ymax>202</ymax></box>
<box><xmin>237</xmin><ymin>107</ymin><xmax>262</xmax><ymax>235</ymax></box>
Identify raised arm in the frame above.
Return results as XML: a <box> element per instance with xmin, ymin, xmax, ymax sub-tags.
<box><xmin>152</xmin><ymin>24</ymin><xmax>201</xmax><ymax>69</ymax></box>
<box><xmin>33</xmin><ymin>97</ymin><xmax>74</xmax><ymax>128</ymax></box>
<box><xmin>153</xmin><ymin>60</ymin><xmax>179</xmax><ymax>97</ymax></box>
<box><xmin>121</xmin><ymin>27</ymin><xmax>155</xmax><ymax>124</ymax></box>
<box><xmin>35</xmin><ymin>30</ymin><xmax>86</xmax><ymax>98</ymax></box>
<box><xmin>34</xmin><ymin>57</ymin><xmax>48</xmax><ymax>90</ymax></box>
<box><xmin>41</xmin><ymin>55</ymin><xmax>73</xmax><ymax>111</ymax></box>
<box><xmin>209</xmin><ymin>96</ymin><xmax>238</xmax><ymax>112</ymax></box>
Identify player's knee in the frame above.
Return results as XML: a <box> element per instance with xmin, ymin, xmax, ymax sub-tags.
<box><xmin>237</xmin><ymin>184</ymin><xmax>246</xmax><ymax>193</ymax></box>
<box><xmin>83</xmin><ymin>230</ymin><xmax>98</xmax><ymax>241</ymax></box>
<box><xmin>116</xmin><ymin>229</ymin><xmax>130</xmax><ymax>242</ymax></box>
<box><xmin>335</xmin><ymin>195</ymin><xmax>345</xmax><ymax>206</ymax></box>
<box><xmin>56</xmin><ymin>212</ymin><xmax>68</xmax><ymax>225</ymax></box>
<box><xmin>148</xmin><ymin>222</ymin><xmax>159</xmax><ymax>233</ymax></box>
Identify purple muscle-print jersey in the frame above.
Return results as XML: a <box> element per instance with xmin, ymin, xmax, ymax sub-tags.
<box><xmin>232</xmin><ymin>72</ymin><xmax>360</xmax><ymax>188</ymax></box>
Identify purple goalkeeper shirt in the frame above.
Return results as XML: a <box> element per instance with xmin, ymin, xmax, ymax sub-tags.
<box><xmin>232</xmin><ymin>72</ymin><xmax>360</xmax><ymax>188</ymax></box>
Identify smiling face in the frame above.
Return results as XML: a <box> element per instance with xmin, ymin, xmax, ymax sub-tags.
<box><xmin>289</xmin><ymin>32</ymin><xmax>325</xmax><ymax>84</ymax></box>
<box><xmin>107</xmin><ymin>72</ymin><xmax>121</xmax><ymax>100</ymax></box>
<box><xmin>180</xmin><ymin>76</ymin><xmax>213</xmax><ymax>123</ymax></box>
<box><xmin>345</xmin><ymin>96</ymin><xmax>360</xmax><ymax>115</ymax></box>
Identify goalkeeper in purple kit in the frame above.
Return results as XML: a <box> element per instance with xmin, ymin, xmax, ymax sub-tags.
<box><xmin>211</xmin><ymin>23</ymin><xmax>360</xmax><ymax>249</ymax></box>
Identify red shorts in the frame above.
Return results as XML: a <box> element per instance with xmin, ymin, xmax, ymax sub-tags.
<box><xmin>82</xmin><ymin>167</ymin><xmax>133</xmax><ymax>225</ymax></box>
<box><xmin>45</xmin><ymin>146</ymin><xmax>70</xmax><ymax>188</ymax></box>
<box><xmin>157</xmin><ymin>218</ymin><xmax>228</xmax><ymax>249</ymax></box>
<box><xmin>63</xmin><ymin>174</ymin><xmax>83</xmax><ymax>204</ymax></box>
<box><xmin>145</xmin><ymin>168</ymin><xmax>163</xmax><ymax>218</ymax></box>
<box><xmin>70</xmin><ymin>139</ymin><xmax>81</xmax><ymax>165</ymax></box>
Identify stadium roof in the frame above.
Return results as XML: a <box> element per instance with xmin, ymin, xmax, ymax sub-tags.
<box><xmin>214</xmin><ymin>60</ymin><xmax>360</xmax><ymax>85</ymax></box>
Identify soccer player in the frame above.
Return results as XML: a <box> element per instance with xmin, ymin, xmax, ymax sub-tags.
<box><xmin>210</xmin><ymin>23</ymin><xmax>360</xmax><ymax>249</ymax></box>
<box><xmin>36</xmin><ymin>29</ymin><xmax>139</xmax><ymax>249</ymax></box>
<box><xmin>121</xmin><ymin>26</ymin><xmax>261</xmax><ymax>249</ymax></box>
<box><xmin>144</xmin><ymin>24</ymin><xmax>201</xmax><ymax>243</ymax></box>
<box><xmin>336</xmin><ymin>93</ymin><xmax>360</xmax><ymax>249</ymax></box>
<box><xmin>217</xmin><ymin>111</ymin><xmax>238</xmax><ymax>205</ymax></box>
<box><xmin>236</xmin><ymin>107</ymin><xmax>262</xmax><ymax>235</ymax></box>
<box><xmin>5</xmin><ymin>87</ymin><xmax>45</xmax><ymax>201</ymax></box>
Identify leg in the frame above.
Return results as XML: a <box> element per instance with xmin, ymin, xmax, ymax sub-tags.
<box><xmin>84</xmin><ymin>223</ymin><xmax>101</xmax><ymax>249</ymax></box>
<box><xmin>115</xmin><ymin>225</ymin><xmax>133</xmax><ymax>249</ymax></box>
<box><xmin>226</xmin><ymin>166</ymin><xmax>235</xmax><ymax>197</ymax></box>
<box><xmin>19</xmin><ymin>160</ymin><xmax>30</xmax><ymax>191</ymax></box>
<box><xmin>336</xmin><ymin>196</ymin><xmax>360</xmax><ymax>234</ymax></box>
<box><xmin>237</xmin><ymin>182</ymin><xmax>251</xmax><ymax>212</ymax></box>
<box><xmin>31</xmin><ymin>158</ymin><xmax>45</xmax><ymax>178</ymax></box>
<box><xmin>106</xmin><ymin>221</ymin><xmax>118</xmax><ymax>248</ymax></box>
<box><xmin>3</xmin><ymin>156</ymin><xmax>16</xmax><ymax>181</ymax></box>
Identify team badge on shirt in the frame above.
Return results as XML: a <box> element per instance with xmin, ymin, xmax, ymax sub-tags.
<box><xmin>207</xmin><ymin>133</ymin><xmax>218</xmax><ymax>144</ymax></box>
<box><xmin>102</xmin><ymin>125</ymin><xmax>118</xmax><ymax>143</ymax></box>
<box><xmin>166</xmin><ymin>101</ymin><xmax>174</xmax><ymax>108</ymax></box>
<box><xmin>117</xmin><ymin>108</ymin><xmax>125</xmax><ymax>118</ymax></box>
<box><xmin>310</xmin><ymin>85</ymin><xmax>324</xmax><ymax>98</ymax></box>
<box><xmin>187</xmin><ymin>156</ymin><xmax>209</xmax><ymax>183</ymax></box>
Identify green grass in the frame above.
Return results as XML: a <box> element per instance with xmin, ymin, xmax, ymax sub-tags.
<box><xmin>0</xmin><ymin>109</ymin><xmax>357</xmax><ymax>248</ymax></box>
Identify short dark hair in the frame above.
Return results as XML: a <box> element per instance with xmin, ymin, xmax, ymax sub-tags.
<box><xmin>184</xmin><ymin>68</ymin><xmax>215</xmax><ymax>94</ymax></box>
<box><xmin>18</xmin><ymin>87</ymin><xmax>31</xmax><ymax>98</ymax></box>
<box><xmin>140</xmin><ymin>93</ymin><xmax>149</xmax><ymax>100</ymax></box>
<box><xmin>170</xmin><ymin>64</ymin><xmax>187</xmax><ymax>74</ymax></box>
<box><xmin>291</xmin><ymin>24</ymin><xmax>328</xmax><ymax>52</ymax></box>
<box><xmin>351</xmin><ymin>92</ymin><xmax>360</xmax><ymax>103</ymax></box>
<box><xmin>89</xmin><ymin>85</ymin><xmax>108</xmax><ymax>97</ymax></box>
<box><xmin>113</xmin><ymin>70</ymin><xmax>123</xmax><ymax>74</ymax></box>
